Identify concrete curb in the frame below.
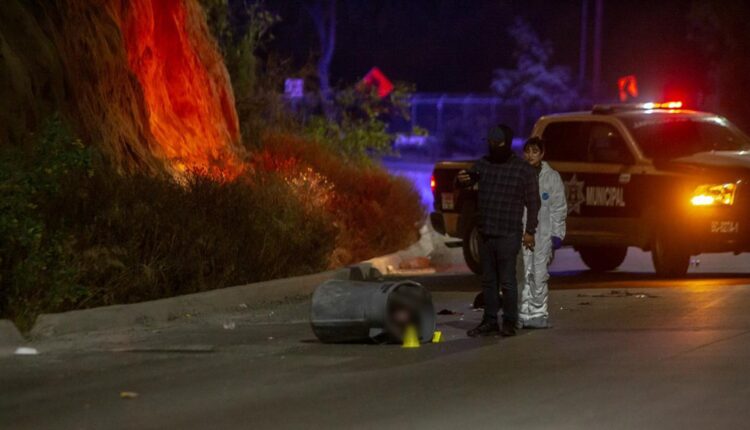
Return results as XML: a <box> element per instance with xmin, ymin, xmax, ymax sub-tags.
<box><xmin>29</xmin><ymin>270</ymin><xmax>346</xmax><ymax>340</ymax></box>
<box><xmin>24</xmin><ymin>224</ymin><xmax>444</xmax><ymax>340</ymax></box>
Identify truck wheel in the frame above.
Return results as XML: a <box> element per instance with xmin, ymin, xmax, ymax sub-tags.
<box><xmin>651</xmin><ymin>231</ymin><xmax>689</xmax><ymax>277</ymax></box>
<box><xmin>462</xmin><ymin>222</ymin><xmax>482</xmax><ymax>275</ymax></box>
<box><xmin>578</xmin><ymin>246</ymin><xmax>628</xmax><ymax>272</ymax></box>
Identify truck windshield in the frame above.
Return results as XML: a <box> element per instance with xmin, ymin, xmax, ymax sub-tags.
<box><xmin>625</xmin><ymin>116</ymin><xmax>750</xmax><ymax>160</ymax></box>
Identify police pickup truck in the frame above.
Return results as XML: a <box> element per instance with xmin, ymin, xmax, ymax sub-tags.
<box><xmin>430</xmin><ymin>102</ymin><xmax>750</xmax><ymax>277</ymax></box>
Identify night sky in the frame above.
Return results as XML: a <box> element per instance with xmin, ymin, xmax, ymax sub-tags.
<box><xmin>268</xmin><ymin>0</ymin><xmax>705</xmax><ymax>103</ymax></box>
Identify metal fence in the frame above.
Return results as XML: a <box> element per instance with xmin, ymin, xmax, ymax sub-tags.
<box><xmin>388</xmin><ymin>93</ymin><xmax>525</xmax><ymax>162</ymax></box>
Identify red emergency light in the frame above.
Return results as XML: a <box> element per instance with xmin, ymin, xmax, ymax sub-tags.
<box><xmin>430</xmin><ymin>175</ymin><xmax>436</xmax><ymax>193</ymax></box>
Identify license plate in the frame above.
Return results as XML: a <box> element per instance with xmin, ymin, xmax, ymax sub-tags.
<box><xmin>711</xmin><ymin>221</ymin><xmax>739</xmax><ymax>234</ymax></box>
<box><xmin>441</xmin><ymin>192</ymin><xmax>454</xmax><ymax>210</ymax></box>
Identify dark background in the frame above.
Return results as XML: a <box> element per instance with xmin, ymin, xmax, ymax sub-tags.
<box><xmin>258</xmin><ymin>0</ymin><xmax>750</xmax><ymax>129</ymax></box>
<box><xmin>268</xmin><ymin>1</ymin><xmax>698</xmax><ymax>95</ymax></box>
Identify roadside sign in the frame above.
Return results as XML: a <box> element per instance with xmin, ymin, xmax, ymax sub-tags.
<box><xmin>361</xmin><ymin>67</ymin><xmax>394</xmax><ymax>99</ymax></box>
<box><xmin>618</xmin><ymin>75</ymin><xmax>638</xmax><ymax>101</ymax></box>
<box><xmin>285</xmin><ymin>78</ymin><xmax>304</xmax><ymax>99</ymax></box>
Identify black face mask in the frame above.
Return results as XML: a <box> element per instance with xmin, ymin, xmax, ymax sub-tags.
<box><xmin>488</xmin><ymin>139</ymin><xmax>512</xmax><ymax>163</ymax></box>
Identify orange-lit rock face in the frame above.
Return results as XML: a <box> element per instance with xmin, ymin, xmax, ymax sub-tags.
<box><xmin>122</xmin><ymin>0</ymin><xmax>243</xmax><ymax>177</ymax></box>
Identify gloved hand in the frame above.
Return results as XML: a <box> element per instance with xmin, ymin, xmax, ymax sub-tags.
<box><xmin>551</xmin><ymin>236</ymin><xmax>563</xmax><ymax>250</ymax></box>
<box><xmin>456</xmin><ymin>170</ymin><xmax>479</xmax><ymax>188</ymax></box>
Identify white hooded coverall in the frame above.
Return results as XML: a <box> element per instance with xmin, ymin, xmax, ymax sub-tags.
<box><xmin>519</xmin><ymin>161</ymin><xmax>567</xmax><ymax>327</ymax></box>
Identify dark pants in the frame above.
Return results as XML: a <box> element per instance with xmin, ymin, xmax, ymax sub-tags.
<box><xmin>479</xmin><ymin>232</ymin><xmax>522</xmax><ymax>324</ymax></box>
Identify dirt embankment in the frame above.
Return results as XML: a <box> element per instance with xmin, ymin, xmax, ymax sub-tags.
<box><xmin>0</xmin><ymin>0</ymin><xmax>242</xmax><ymax>175</ymax></box>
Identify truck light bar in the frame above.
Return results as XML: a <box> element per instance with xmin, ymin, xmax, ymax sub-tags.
<box><xmin>592</xmin><ymin>101</ymin><xmax>684</xmax><ymax>114</ymax></box>
<box><xmin>643</xmin><ymin>101</ymin><xmax>683</xmax><ymax>109</ymax></box>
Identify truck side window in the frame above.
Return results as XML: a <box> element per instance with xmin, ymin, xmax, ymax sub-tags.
<box><xmin>541</xmin><ymin>122</ymin><xmax>589</xmax><ymax>161</ymax></box>
<box><xmin>588</xmin><ymin>123</ymin><xmax>634</xmax><ymax>164</ymax></box>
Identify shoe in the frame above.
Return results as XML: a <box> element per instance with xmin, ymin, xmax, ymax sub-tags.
<box><xmin>501</xmin><ymin>320</ymin><xmax>517</xmax><ymax>337</ymax></box>
<box><xmin>467</xmin><ymin>320</ymin><xmax>500</xmax><ymax>337</ymax></box>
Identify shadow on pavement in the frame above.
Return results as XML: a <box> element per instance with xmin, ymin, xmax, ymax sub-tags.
<box><xmin>386</xmin><ymin>271</ymin><xmax>750</xmax><ymax>293</ymax></box>
<box><xmin>292</xmin><ymin>322</ymin><xmax>528</xmax><ymax>372</ymax></box>
<box><xmin>550</xmin><ymin>271</ymin><xmax>750</xmax><ymax>290</ymax></box>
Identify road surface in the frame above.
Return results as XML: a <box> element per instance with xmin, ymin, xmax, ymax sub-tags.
<box><xmin>3</xmin><ymin>248</ymin><xmax>750</xmax><ymax>429</ymax></box>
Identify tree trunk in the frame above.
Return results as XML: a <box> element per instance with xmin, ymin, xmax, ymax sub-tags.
<box><xmin>308</xmin><ymin>0</ymin><xmax>336</xmax><ymax>119</ymax></box>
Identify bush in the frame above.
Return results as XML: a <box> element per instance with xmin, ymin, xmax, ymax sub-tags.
<box><xmin>67</xmin><ymin>170</ymin><xmax>336</xmax><ymax>304</ymax></box>
<box><xmin>304</xmin><ymin>83</ymin><xmax>417</xmax><ymax>161</ymax></box>
<box><xmin>0</xmin><ymin>118</ymin><xmax>336</xmax><ymax>330</ymax></box>
<box><xmin>258</xmin><ymin>133</ymin><xmax>425</xmax><ymax>266</ymax></box>
<box><xmin>0</xmin><ymin>117</ymin><xmax>91</xmax><ymax>330</ymax></box>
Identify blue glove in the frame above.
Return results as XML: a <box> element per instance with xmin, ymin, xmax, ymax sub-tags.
<box><xmin>551</xmin><ymin>236</ymin><xmax>563</xmax><ymax>250</ymax></box>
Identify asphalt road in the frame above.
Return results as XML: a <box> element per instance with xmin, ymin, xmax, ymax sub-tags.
<box><xmin>3</xmin><ymin>248</ymin><xmax>750</xmax><ymax>429</ymax></box>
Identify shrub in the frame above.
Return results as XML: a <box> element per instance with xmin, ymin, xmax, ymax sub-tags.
<box><xmin>304</xmin><ymin>83</ymin><xmax>416</xmax><ymax>161</ymax></box>
<box><xmin>0</xmin><ymin>117</ymin><xmax>93</xmax><ymax>329</ymax></box>
<box><xmin>258</xmin><ymin>133</ymin><xmax>425</xmax><ymax>266</ymax></box>
<box><xmin>0</xmin><ymin>118</ymin><xmax>336</xmax><ymax>330</ymax></box>
<box><xmin>66</xmin><ymin>169</ymin><xmax>336</xmax><ymax>305</ymax></box>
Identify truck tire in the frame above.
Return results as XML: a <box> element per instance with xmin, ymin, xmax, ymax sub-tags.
<box><xmin>651</xmin><ymin>230</ymin><xmax>689</xmax><ymax>277</ymax></box>
<box><xmin>578</xmin><ymin>246</ymin><xmax>628</xmax><ymax>272</ymax></box>
<box><xmin>462</xmin><ymin>221</ymin><xmax>482</xmax><ymax>275</ymax></box>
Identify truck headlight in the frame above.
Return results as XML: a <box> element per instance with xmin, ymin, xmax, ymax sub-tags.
<box><xmin>690</xmin><ymin>183</ymin><xmax>737</xmax><ymax>206</ymax></box>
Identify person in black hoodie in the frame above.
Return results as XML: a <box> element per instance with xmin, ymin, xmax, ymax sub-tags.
<box><xmin>457</xmin><ymin>125</ymin><xmax>541</xmax><ymax>337</ymax></box>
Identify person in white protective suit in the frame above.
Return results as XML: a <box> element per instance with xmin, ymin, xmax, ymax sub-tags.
<box><xmin>519</xmin><ymin>137</ymin><xmax>567</xmax><ymax>329</ymax></box>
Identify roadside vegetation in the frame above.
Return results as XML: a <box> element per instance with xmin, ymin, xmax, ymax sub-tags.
<box><xmin>0</xmin><ymin>2</ymin><xmax>424</xmax><ymax>330</ymax></box>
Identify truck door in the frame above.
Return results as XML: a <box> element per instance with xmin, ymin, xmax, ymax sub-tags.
<box><xmin>542</xmin><ymin>121</ymin><xmax>590</xmax><ymax>242</ymax></box>
<box><xmin>579</xmin><ymin>121</ymin><xmax>640</xmax><ymax>242</ymax></box>
<box><xmin>542</xmin><ymin>120</ymin><xmax>641</xmax><ymax>246</ymax></box>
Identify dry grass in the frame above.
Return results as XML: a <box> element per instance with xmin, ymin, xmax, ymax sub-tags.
<box><xmin>258</xmin><ymin>133</ymin><xmax>425</xmax><ymax>266</ymax></box>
